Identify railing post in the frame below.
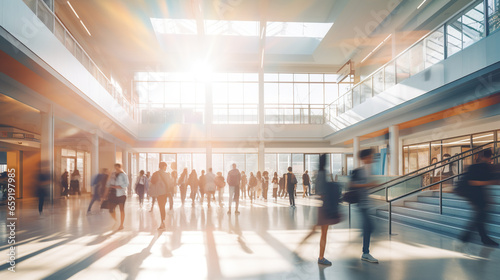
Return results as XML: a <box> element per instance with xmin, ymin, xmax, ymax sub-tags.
<box><xmin>389</xmin><ymin>202</ymin><xmax>392</xmax><ymax>235</ymax></box>
<box><xmin>439</xmin><ymin>182</ymin><xmax>443</xmax><ymax>214</ymax></box>
<box><xmin>348</xmin><ymin>203</ymin><xmax>351</xmax><ymax>228</ymax></box>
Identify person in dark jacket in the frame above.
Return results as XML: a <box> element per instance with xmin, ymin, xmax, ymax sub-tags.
<box><xmin>458</xmin><ymin>149</ymin><xmax>499</xmax><ymax>247</ymax></box>
<box><xmin>227</xmin><ymin>163</ymin><xmax>242</xmax><ymax>214</ymax></box>
<box><xmin>188</xmin><ymin>170</ymin><xmax>199</xmax><ymax>207</ymax></box>
<box><xmin>87</xmin><ymin>168</ymin><xmax>109</xmax><ymax>213</ymax></box>
<box><xmin>61</xmin><ymin>170</ymin><xmax>69</xmax><ymax>197</ymax></box>
<box><xmin>302</xmin><ymin>170</ymin><xmax>310</xmax><ymax>197</ymax></box>
<box><xmin>285</xmin><ymin>167</ymin><xmax>298</xmax><ymax>207</ymax></box>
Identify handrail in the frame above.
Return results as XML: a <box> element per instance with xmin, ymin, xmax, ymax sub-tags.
<box><xmin>369</xmin><ymin>141</ymin><xmax>498</xmax><ymax>195</ymax></box>
<box><xmin>325</xmin><ymin>0</ymin><xmax>487</xmax><ymax>122</ymax></box>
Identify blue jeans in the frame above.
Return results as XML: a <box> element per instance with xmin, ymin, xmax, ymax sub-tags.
<box><xmin>360</xmin><ymin>208</ymin><xmax>373</xmax><ymax>254</ymax></box>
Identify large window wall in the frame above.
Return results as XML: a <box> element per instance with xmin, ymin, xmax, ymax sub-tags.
<box><xmin>326</xmin><ymin>0</ymin><xmax>495</xmax><ymax>121</ymax></box>
<box><xmin>403</xmin><ymin>130</ymin><xmax>498</xmax><ymax>174</ymax></box>
<box><xmin>264</xmin><ymin>73</ymin><xmax>345</xmax><ymax>124</ymax></box>
<box><xmin>212</xmin><ymin>73</ymin><xmax>259</xmax><ymax>124</ymax></box>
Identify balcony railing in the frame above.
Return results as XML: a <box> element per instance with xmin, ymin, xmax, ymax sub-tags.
<box><xmin>325</xmin><ymin>0</ymin><xmax>494</xmax><ymax>125</ymax></box>
<box><xmin>21</xmin><ymin>0</ymin><xmax>137</xmax><ymax>120</ymax></box>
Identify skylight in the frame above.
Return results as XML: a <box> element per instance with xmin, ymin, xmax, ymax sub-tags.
<box><xmin>266</xmin><ymin>22</ymin><xmax>333</xmax><ymax>39</ymax></box>
<box><xmin>151</xmin><ymin>18</ymin><xmax>333</xmax><ymax>40</ymax></box>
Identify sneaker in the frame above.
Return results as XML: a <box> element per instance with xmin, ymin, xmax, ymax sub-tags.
<box><xmin>361</xmin><ymin>253</ymin><xmax>378</xmax><ymax>263</ymax></box>
<box><xmin>482</xmin><ymin>238</ymin><xmax>499</xmax><ymax>247</ymax></box>
<box><xmin>318</xmin><ymin>258</ymin><xmax>332</xmax><ymax>266</ymax></box>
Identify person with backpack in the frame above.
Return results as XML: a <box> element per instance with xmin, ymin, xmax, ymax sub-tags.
<box><xmin>457</xmin><ymin>149</ymin><xmax>499</xmax><ymax>247</ymax></box>
<box><xmin>285</xmin><ymin>167</ymin><xmax>298</xmax><ymax>208</ymax></box>
<box><xmin>227</xmin><ymin>163</ymin><xmax>241</xmax><ymax>214</ymax></box>
<box><xmin>350</xmin><ymin>148</ymin><xmax>378</xmax><ymax>263</ymax></box>
<box><xmin>296</xmin><ymin>154</ymin><xmax>341</xmax><ymax>266</ymax></box>
<box><xmin>150</xmin><ymin>162</ymin><xmax>174</xmax><ymax>230</ymax></box>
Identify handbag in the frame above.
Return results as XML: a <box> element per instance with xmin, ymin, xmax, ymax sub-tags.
<box><xmin>342</xmin><ymin>189</ymin><xmax>360</xmax><ymax>204</ymax></box>
<box><xmin>100</xmin><ymin>200</ymin><xmax>110</xmax><ymax>209</ymax></box>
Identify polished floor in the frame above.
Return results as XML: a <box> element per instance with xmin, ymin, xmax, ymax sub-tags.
<box><xmin>1</xmin><ymin>192</ymin><xmax>499</xmax><ymax>280</ymax></box>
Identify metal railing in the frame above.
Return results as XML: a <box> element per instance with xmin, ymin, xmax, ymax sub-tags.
<box><xmin>21</xmin><ymin>0</ymin><xmax>137</xmax><ymax>120</ymax></box>
<box><xmin>369</xmin><ymin>141</ymin><xmax>498</xmax><ymax>234</ymax></box>
<box><xmin>325</xmin><ymin>0</ymin><xmax>491</xmax><ymax>125</ymax></box>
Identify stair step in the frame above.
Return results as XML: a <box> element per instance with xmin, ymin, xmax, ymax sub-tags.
<box><xmin>375</xmin><ymin>210</ymin><xmax>500</xmax><ymax>239</ymax></box>
<box><xmin>426</xmin><ymin>190</ymin><xmax>500</xmax><ymax>202</ymax></box>
<box><xmin>404</xmin><ymin>201</ymin><xmax>500</xmax><ymax>223</ymax></box>
<box><xmin>417</xmin><ymin>196</ymin><xmax>500</xmax><ymax>213</ymax></box>
<box><xmin>389</xmin><ymin>206</ymin><xmax>500</xmax><ymax>234</ymax></box>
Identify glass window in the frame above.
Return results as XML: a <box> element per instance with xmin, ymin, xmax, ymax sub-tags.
<box><xmin>331</xmin><ymin>154</ymin><xmax>342</xmax><ymax>177</ymax></box>
<box><xmin>192</xmin><ymin>154</ymin><xmax>206</xmax><ymax>174</ymax></box>
<box><xmin>294</xmin><ymin>74</ymin><xmax>308</xmax><ymax>82</ymax></box>
<box><xmin>264</xmin><ymin>73</ymin><xmax>279</xmax><ymax>81</ymax></box>
<box><xmin>223</xmin><ymin>154</ymin><xmax>245</xmax><ymax>175</ymax></box>
<box><xmin>384</xmin><ymin>61</ymin><xmax>396</xmax><ymax>89</ymax></box>
<box><xmin>244</xmin><ymin>83</ymin><xmax>258</xmax><ymax>104</ymax></box>
<box><xmin>165</xmin><ymin>82</ymin><xmax>180</xmax><ymax>104</ymax></box>
<box><xmin>279</xmin><ymin>73</ymin><xmax>293</xmax><ymax>82</ymax></box>
<box><xmin>373</xmin><ymin>70</ymin><xmax>384</xmax><ymax>95</ymax></box>
<box><xmin>180</xmin><ymin>82</ymin><xmax>196</xmax><ymax>104</ymax></box>
<box><xmin>310</xmin><ymin>74</ymin><xmax>324</xmax><ymax>82</ymax></box>
<box><xmin>279</xmin><ymin>83</ymin><xmax>293</xmax><ymax>103</ymax></box>
<box><xmin>462</xmin><ymin>2</ymin><xmax>485</xmax><ymax>48</ymax></box>
<box><xmin>264</xmin><ymin>83</ymin><xmax>279</xmax><ymax>104</ymax></box>
<box><xmin>472</xmin><ymin>131</ymin><xmax>494</xmax><ymax>147</ymax></box>
<box><xmin>294</xmin><ymin>83</ymin><xmax>309</xmax><ymax>104</ymax></box>
<box><xmin>410</xmin><ymin>41</ymin><xmax>425</xmax><ymax>75</ymax></box>
<box><xmin>344</xmin><ymin>92</ymin><xmax>353</xmax><ymax>111</ymax></box>
<box><xmin>424</xmin><ymin>26</ymin><xmax>445</xmax><ymax>68</ymax></box>
<box><xmin>147</xmin><ymin>153</ymin><xmax>160</xmax><ymax>173</ymax></box>
<box><xmin>352</xmin><ymin>86</ymin><xmax>360</xmax><ymax>107</ymax></box>
<box><xmin>265</xmin><ymin>154</ymin><xmax>278</xmax><ymax>174</ymax></box>
<box><xmin>324</xmin><ymin>84</ymin><xmax>338</xmax><ymax>104</ymax></box>
<box><xmin>278</xmin><ymin>154</ymin><xmax>291</xmax><ymax>175</ymax></box>
<box><xmin>213</xmin><ymin>83</ymin><xmax>228</xmax><ymax>104</ymax></box>
<box><xmin>396</xmin><ymin>51</ymin><xmax>410</xmax><ymax>83</ymax></box>
<box><xmin>360</xmin><ymin>78</ymin><xmax>372</xmax><ymax>103</ymax></box>
<box><xmin>447</xmin><ymin>17</ymin><xmax>463</xmax><ymax>56</ymax></box>
<box><xmin>228</xmin><ymin>83</ymin><xmax>244</xmax><ymax>104</ymax></box>
<box><xmin>310</xmin><ymin>83</ymin><xmax>323</xmax><ymax>104</ymax></box>
<box><xmin>212</xmin><ymin>154</ymin><xmax>224</xmax><ymax>174</ymax></box>
<box><xmin>177</xmin><ymin>153</ymin><xmax>192</xmax><ymax>173</ymax></box>
<box><xmin>148</xmin><ymin>82</ymin><xmax>164</xmax><ymax>103</ymax></box>
<box><xmin>161</xmin><ymin>154</ymin><xmax>177</xmax><ymax>173</ymax></box>
<box><xmin>292</xmin><ymin>154</ymin><xmax>304</xmax><ymax>174</ymax></box>
<box><xmin>139</xmin><ymin>153</ymin><xmax>147</xmax><ymax>173</ymax></box>
<box><xmin>245</xmin><ymin>154</ymin><xmax>258</xmax><ymax>174</ymax></box>
<box><xmin>488</xmin><ymin>0</ymin><xmax>500</xmax><ymax>34</ymax></box>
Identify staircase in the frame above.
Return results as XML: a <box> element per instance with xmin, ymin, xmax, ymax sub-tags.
<box><xmin>368</xmin><ymin>141</ymin><xmax>500</xmax><ymax>240</ymax></box>
<box><xmin>375</xmin><ymin>186</ymin><xmax>500</xmax><ymax>239</ymax></box>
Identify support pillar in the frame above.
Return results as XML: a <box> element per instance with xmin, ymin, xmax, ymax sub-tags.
<box><xmin>41</xmin><ymin>106</ymin><xmax>54</xmax><ymax>203</ymax></box>
<box><xmin>91</xmin><ymin>134</ymin><xmax>99</xmax><ymax>181</ymax></box>
<box><xmin>389</xmin><ymin>125</ymin><xmax>399</xmax><ymax>176</ymax></box>
<box><xmin>353</xmin><ymin>136</ymin><xmax>360</xmax><ymax>168</ymax></box>
<box><xmin>258</xmin><ymin>142</ymin><xmax>265</xmax><ymax>172</ymax></box>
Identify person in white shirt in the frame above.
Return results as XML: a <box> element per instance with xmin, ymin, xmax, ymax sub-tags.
<box><xmin>106</xmin><ymin>163</ymin><xmax>129</xmax><ymax>230</ymax></box>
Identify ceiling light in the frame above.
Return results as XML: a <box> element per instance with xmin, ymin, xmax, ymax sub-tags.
<box><xmin>80</xmin><ymin>20</ymin><xmax>91</xmax><ymax>36</ymax></box>
<box><xmin>67</xmin><ymin>1</ymin><xmax>80</xmax><ymax>19</ymax></box>
<box><xmin>417</xmin><ymin>0</ymin><xmax>427</xmax><ymax>10</ymax></box>
<box><xmin>361</xmin><ymin>34</ymin><xmax>392</xmax><ymax>63</ymax></box>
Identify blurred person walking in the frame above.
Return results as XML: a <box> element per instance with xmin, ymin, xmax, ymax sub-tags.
<box><xmin>188</xmin><ymin>170</ymin><xmax>199</xmax><ymax>207</ymax></box>
<box><xmin>240</xmin><ymin>171</ymin><xmax>247</xmax><ymax>200</ymax></box>
<box><xmin>262</xmin><ymin>171</ymin><xmax>269</xmax><ymax>201</ymax></box>
<box><xmin>70</xmin><ymin>169</ymin><xmax>81</xmax><ymax>196</ymax></box>
<box><xmin>178</xmin><ymin>168</ymin><xmax>188</xmax><ymax>205</ymax></box>
<box><xmin>215</xmin><ymin>172</ymin><xmax>225</xmax><ymax>207</ymax></box>
<box><xmin>199</xmin><ymin>170</ymin><xmax>206</xmax><ymax>204</ymax></box>
<box><xmin>302</xmin><ymin>170</ymin><xmax>310</xmax><ymax>198</ymax></box>
<box><xmin>256</xmin><ymin>171</ymin><xmax>263</xmax><ymax>199</ymax></box>
<box><xmin>227</xmin><ymin>163</ymin><xmax>241</xmax><ymax>214</ymax></box>
<box><xmin>285</xmin><ymin>167</ymin><xmax>298</xmax><ymax>207</ymax></box>
<box><xmin>205</xmin><ymin>168</ymin><xmax>216</xmax><ymax>208</ymax></box>
<box><xmin>150</xmin><ymin>162</ymin><xmax>174</xmax><ymax>230</ymax></box>
<box><xmin>457</xmin><ymin>149</ymin><xmax>499</xmax><ymax>247</ymax></box>
<box><xmin>248</xmin><ymin>172</ymin><xmax>257</xmax><ymax>203</ymax></box>
<box><xmin>350</xmin><ymin>149</ymin><xmax>379</xmax><ymax>263</ymax></box>
<box><xmin>272</xmin><ymin>172</ymin><xmax>279</xmax><ymax>202</ymax></box>
<box><xmin>134</xmin><ymin>170</ymin><xmax>147</xmax><ymax>209</ymax></box>
<box><xmin>105</xmin><ymin>163</ymin><xmax>129</xmax><ymax>230</ymax></box>
<box><xmin>88</xmin><ymin>168</ymin><xmax>108</xmax><ymax>213</ymax></box>
<box><xmin>296</xmin><ymin>154</ymin><xmax>341</xmax><ymax>266</ymax></box>
<box><xmin>61</xmin><ymin>170</ymin><xmax>69</xmax><ymax>197</ymax></box>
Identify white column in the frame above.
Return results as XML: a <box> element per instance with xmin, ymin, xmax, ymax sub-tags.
<box><xmin>389</xmin><ymin>125</ymin><xmax>399</xmax><ymax>176</ymax></box>
<box><xmin>205</xmin><ymin>80</ymin><xmax>213</xmax><ymax>170</ymax></box>
<box><xmin>341</xmin><ymin>154</ymin><xmax>347</xmax><ymax>175</ymax></box>
<box><xmin>258</xmin><ymin>141</ymin><xmax>265</xmax><ymax>171</ymax></box>
<box><xmin>122</xmin><ymin>149</ymin><xmax>130</xmax><ymax>194</ymax></box>
<box><xmin>353</xmin><ymin>136</ymin><xmax>360</xmax><ymax>168</ymax></box>
<box><xmin>206</xmin><ymin>142</ymin><xmax>212</xmax><ymax>170</ymax></box>
<box><xmin>41</xmin><ymin>106</ymin><xmax>54</xmax><ymax>203</ymax></box>
<box><xmin>258</xmin><ymin>70</ymin><xmax>264</xmax><ymax>127</ymax></box>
